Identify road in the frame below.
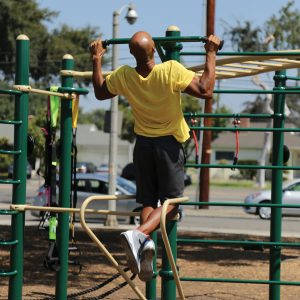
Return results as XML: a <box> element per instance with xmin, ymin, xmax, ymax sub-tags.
<box><xmin>1</xmin><ymin>176</ymin><xmax>300</xmax><ymax>238</ymax></box>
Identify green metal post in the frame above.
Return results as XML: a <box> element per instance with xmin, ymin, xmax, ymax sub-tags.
<box><xmin>163</xmin><ymin>26</ymin><xmax>183</xmax><ymax>62</ymax></box>
<box><xmin>269</xmin><ymin>70</ymin><xmax>286</xmax><ymax>300</ymax></box>
<box><xmin>146</xmin><ymin>231</ymin><xmax>157</xmax><ymax>299</ymax></box>
<box><xmin>55</xmin><ymin>54</ymin><xmax>74</xmax><ymax>299</ymax></box>
<box><xmin>8</xmin><ymin>34</ymin><xmax>29</xmax><ymax>300</ymax></box>
<box><xmin>160</xmin><ymin>26</ymin><xmax>183</xmax><ymax>300</ymax></box>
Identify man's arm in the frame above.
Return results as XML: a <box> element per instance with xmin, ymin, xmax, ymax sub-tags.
<box><xmin>89</xmin><ymin>40</ymin><xmax>116</xmax><ymax>100</ymax></box>
<box><xmin>184</xmin><ymin>35</ymin><xmax>220</xmax><ymax>99</ymax></box>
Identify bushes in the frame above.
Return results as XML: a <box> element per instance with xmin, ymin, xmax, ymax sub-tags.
<box><xmin>0</xmin><ymin>138</ymin><xmax>13</xmax><ymax>173</ymax></box>
<box><xmin>237</xmin><ymin>160</ymin><xmax>258</xmax><ymax>180</ymax></box>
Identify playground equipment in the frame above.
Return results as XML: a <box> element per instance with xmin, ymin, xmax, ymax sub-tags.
<box><xmin>2</xmin><ymin>26</ymin><xmax>300</xmax><ymax>300</ymax></box>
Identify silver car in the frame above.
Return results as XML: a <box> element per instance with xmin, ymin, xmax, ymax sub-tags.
<box><xmin>244</xmin><ymin>179</ymin><xmax>300</xmax><ymax>219</ymax></box>
<box><xmin>30</xmin><ymin>173</ymin><xmax>141</xmax><ymax>224</ymax></box>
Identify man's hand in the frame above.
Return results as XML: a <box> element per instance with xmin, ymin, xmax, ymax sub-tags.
<box><xmin>204</xmin><ymin>35</ymin><xmax>221</xmax><ymax>53</ymax></box>
<box><xmin>89</xmin><ymin>39</ymin><xmax>106</xmax><ymax>59</ymax></box>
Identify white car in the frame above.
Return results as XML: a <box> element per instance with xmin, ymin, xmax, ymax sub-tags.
<box><xmin>31</xmin><ymin>173</ymin><xmax>141</xmax><ymax>224</ymax></box>
<box><xmin>244</xmin><ymin>179</ymin><xmax>300</xmax><ymax>219</ymax></box>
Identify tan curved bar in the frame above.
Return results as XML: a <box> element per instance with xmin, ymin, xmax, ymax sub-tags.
<box><xmin>13</xmin><ymin>85</ymin><xmax>73</xmax><ymax>99</ymax></box>
<box><xmin>160</xmin><ymin>196</ymin><xmax>189</xmax><ymax>300</ymax></box>
<box><xmin>190</xmin><ymin>50</ymin><xmax>300</xmax><ymax>80</ymax></box>
<box><xmin>80</xmin><ymin>195</ymin><xmax>146</xmax><ymax>300</ymax></box>
<box><xmin>60</xmin><ymin>50</ymin><xmax>300</xmax><ymax>81</ymax></box>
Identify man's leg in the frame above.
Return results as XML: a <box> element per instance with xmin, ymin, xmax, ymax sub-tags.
<box><xmin>140</xmin><ymin>204</ymin><xmax>156</xmax><ymax>225</ymax></box>
<box><xmin>138</xmin><ymin>204</ymin><xmax>179</xmax><ymax>236</ymax></box>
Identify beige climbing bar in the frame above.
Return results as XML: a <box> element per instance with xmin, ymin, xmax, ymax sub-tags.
<box><xmin>79</xmin><ymin>195</ymin><xmax>146</xmax><ymax>300</ymax></box>
<box><xmin>160</xmin><ymin>196</ymin><xmax>189</xmax><ymax>300</ymax></box>
<box><xmin>13</xmin><ymin>85</ymin><xmax>74</xmax><ymax>99</ymax></box>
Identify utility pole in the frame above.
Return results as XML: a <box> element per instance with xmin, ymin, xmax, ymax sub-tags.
<box><xmin>199</xmin><ymin>0</ymin><xmax>215</xmax><ymax>208</ymax></box>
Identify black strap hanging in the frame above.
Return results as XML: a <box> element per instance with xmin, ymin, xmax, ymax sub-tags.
<box><xmin>231</xmin><ymin>118</ymin><xmax>240</xmax><ymax>170</ymax></box>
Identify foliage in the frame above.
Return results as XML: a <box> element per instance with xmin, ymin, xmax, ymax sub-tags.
<box><xmin>212</xmin><ymin>105</ymin><xmax>231</xmax><ymax>140</ymax></box>
<box><xmin>0</xmin><ymin>138</ymin><xmax>13</xmax><ymax>172</ymax></box>
<box><xmin>0</xmin><ymin>0</ymin><xmax>110</xmax><ymax>166</ymax></box>
<box><xmin>225</xmin><ymin>0</ymin><xmax>300</xmax><ymax>128</ymax></box>
<box><xmin>0</xmin><ymin>0</ymin><xmax>55</xmax><ymax>81</ymax></box>
<box><xmin>241</xmin><ymin>95</ymin><xmax>271</xmax><ymax>122</ymax></box>
<box><xmin>237</xmin><ymin>160</ymin><xmax>258</xmax><ymax>180</ymax></box>
<box><xmin>285</xmin><ymin>94</ymin><xmax>300</xmax><ymax>127</ymax></box>
<box><xmin>28</xmin><ymin>115</ymin><xmax>46</xmax><ymax>161</ymax></box>
<box><xmin>265</xmin><ymin>0</ymin><xmax>300</xmax><ymax>50</ymax></box>
<box><xmin>224</xmin><ymin>21</ymin><xmax>268</xmax><ymax>52</ymax></box>
<box><xmin>224</xmin><ymin>1</ymin><xmax>300</xmax><ymax>52</ymax></box>
<box><xmin>78</xmin><ymin>108</ymin><xmax>106</xmax><ymax>131</ymax></box>
<box><xmin>118</xmin><ymin>96</ymin><xmax>135</xmax><ymax>143</ymax></box>
<box><xmin>0</xmin><ymin>0</ymin><xmax>104</xmax><ymax>84</ymax></box>
<box><xmin>180</xmin><ymin>94</ymin><xmax>202</xmax><ymax>162</ymax></box>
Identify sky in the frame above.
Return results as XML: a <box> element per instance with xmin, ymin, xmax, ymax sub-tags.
<box><xmin>36</xmin><ymin>0</ymin><xmax>300</xmax><ymax>113</ymax></box>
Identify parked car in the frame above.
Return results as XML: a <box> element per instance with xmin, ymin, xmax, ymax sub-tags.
<box><xmin>96</xmin><ymin>163</ymin><xmax>122</xmax><ymax>175</ymax></box>
<box><xmin>244</xmin><ymin>179</ymin><xmax>300</xmax><ymax>219</ymax></box>
<box><xmin>75</xmin><ymin>162</ymin><xmax>96</xmax><ymax>173</ymax></box>
<box><xmin>30</xmin><ymin>172</ymin><xmax>184</xmax><ymax>224</ymax></box>
<box><xmin>8</xmin><ymin>162</ymin><xmax>32</xmax><ymax>179</ymax></box>
<box><xmin>121</xmin><ymin>162</ymin><xmax>192</xmax><ymax>186</ymax></box>
<box><xmin>30</xmin><ymin>173</ymin><xmax>141</xmax><ymax>224</ymax></box>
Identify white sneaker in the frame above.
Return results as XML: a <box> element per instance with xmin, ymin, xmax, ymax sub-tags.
<box><xmin>138</xmin><ymin>239</ymin><xmax>155</xmax><ymax>282</ymax></box>
<box><xmin>120</xmin><ymin>230</ymin><xmax>148</xmax><ymax>274</ymax></box>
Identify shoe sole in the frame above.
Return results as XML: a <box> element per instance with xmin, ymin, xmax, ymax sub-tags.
<box><xmin>120</xmin><ymin>234</ymin><xmax>139</xmax><ymax>274</ymax></box>
<box><xmin>139</xmin><ymin>248</ymin><xmax>155</xmax><ymax>282</ymax></box>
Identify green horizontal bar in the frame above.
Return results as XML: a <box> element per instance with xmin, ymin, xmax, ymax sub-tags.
<box><xmin>190</xmin><ymin>126</ymin><xmax>299</xmax><ymax>132</ymax></box>
<box><xmin>185</xmin><ymin>163</ymin><xmax>300</xmax><ymax>170</ymax></box>
<box><xmin>181</xmin><ymin>51</ymin><xmax>300</xmax><ymax>56</ymax></box>
<box><xmin>0</xmin><ymin>149</ymin><xmax>21</xmax><ymax>155</ymax></box>
<box><xmin>0</xmin><ymin>179</ymin><xmax>21</xmax><ymax>184</ymax></box>
<box><xmin>213</xmin><ymin>89</ymin><xmax>300</xmax><ymax>94</ymax></box>
<box><xmin>180</xmin><ymin>277</ymin><xmax>300</xmax><ymax>286</ymax></box>
<box><xmin>285</xmin><ymin>86</ymin><xmax>300</xmax><ymax>90</ymax></box>
<box><xmin>57</xmin><ymin>87</ymin><xmax>89</xmax><ymax>95</ymax></box>
<box><xmin>0</xmin><ymin>89</ymin><xmax>22</xmax><ymax>95</ymax></box>
<box><xmin>105</xmin><ymin>35</ymin><xmax>208</xmax><ymax>46</ymax></box>
<box><xmin>177</xmin><ymin>238</ymin><xmax>300</xmax><ymax>248</ymax></box>
<box><xmin>0</xmin><ymin>239</ymin><xmax>18</xmax><ymax>246</ymax></box>
<box><xmin>181</xmin><ymin>201</ymin><xmax>300</xmax><ymax>208</ymax></box>
<box><xmin>0</xmin><ymin>120</ymin><xmax>22</xmax><ymax>125</ymax></box>
<box><xmin>286</xmin><ymin>76</ymin><xmax>300</xmax><ymax>81</ymax></box>
<box><xmin>184</xmin><ymin>113</ymin><xmax>273</xmax><ymax>119</ymax></box>
<box><xmin>0</xmin><ymin>269</ymin><xmax>17</xmax><ymax>277</ymax></box>
<box><xmin>0</xmin><ymin>209</ymin><xmax>19</xmax><ymax>215</ymax></box>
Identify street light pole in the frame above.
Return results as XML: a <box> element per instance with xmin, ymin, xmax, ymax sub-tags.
<box><xmin>105</xmin><ymin>3</ymin><xmax>138</xmax><ymax>227</ymax></box>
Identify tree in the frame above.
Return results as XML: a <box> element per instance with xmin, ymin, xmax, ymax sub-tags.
<box><xmin>0</xmin><ymin>0</ymin><xmax>105</xmax><ymax>83</ymax></box>
<box><xmin>224</xmin><ymin>21</ymin><xmax>268</xmax><ymax>52</ymax></box>
<box><xmin>265</xmin><ymin>0</ymin><xmax>300</xmax><ymax>50</ymax></box>
<box><xmin>78</xmin><ymin>108</ymin><xmax>106</xmax><ymax>131</ymax></box>
<box><xmin>0</xmin><ymin>0</ymin><xmax>108</xmax><ymax>173</ymax></box>
<box><xmin>0</xmin><ymin>137</ymin><xmax>13</xmax><ymax>173</ymax></box>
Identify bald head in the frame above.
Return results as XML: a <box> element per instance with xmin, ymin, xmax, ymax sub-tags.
<box><xmin>129</xmin><ymin>31</ymin><xmax>155</xmax><ymax>61</ymax></box>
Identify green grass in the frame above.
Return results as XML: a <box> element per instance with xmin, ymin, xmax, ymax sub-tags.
<box><xmin>210</xmin><ymin>180</ymin><xmax>256</xmax><ymax>188</ymax></box>
<box><xmin>210</xmin><ymin>179</ymin><xmax>271</xmax><ymax>189</ymax></box>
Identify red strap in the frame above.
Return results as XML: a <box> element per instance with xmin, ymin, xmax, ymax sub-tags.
<box><xmin>191</xmin><ymin>119</ymin><xmax>199</xmax><ymax>164</ymax></box>
<box><xmin>232</xmin><ymin>118</ymin><xmax>240</xmax><ymax>168</ymax></box>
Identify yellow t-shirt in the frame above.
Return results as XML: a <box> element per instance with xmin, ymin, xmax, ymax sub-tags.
<box><xmin>106</xmin><ymin>60</ymin><xmax>195</xmax><ymax>143</ymax></box>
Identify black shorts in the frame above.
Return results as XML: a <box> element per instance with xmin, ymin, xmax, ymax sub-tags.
<box><xmin>133</xmin><ymin>135</ymin><xmax>185</xmax><ymax>206</ymax></box>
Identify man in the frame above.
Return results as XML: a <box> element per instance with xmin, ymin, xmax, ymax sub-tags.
<box><xmin>89</xmin><ymin>31</ymin><xmax>220</xmax><ymax>282</ymax></box>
